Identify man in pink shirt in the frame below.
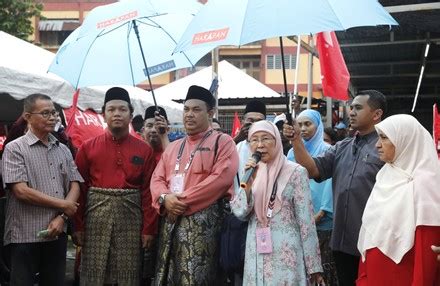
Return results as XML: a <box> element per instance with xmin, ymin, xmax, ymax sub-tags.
<box><xmin>151</xmin><ymin>85</ymin><xmax>239</xmax><ymax>285</ymax></box>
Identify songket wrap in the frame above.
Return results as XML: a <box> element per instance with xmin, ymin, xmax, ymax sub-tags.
<box><xmin>80</xmin><ymin>187</ymin><xmax>142</xmax><ymax>286</ymax></box>
<box><xmin>154</xmin><ymin>201</ymin><xmax>225</xmax><ymax>285</ymax></box>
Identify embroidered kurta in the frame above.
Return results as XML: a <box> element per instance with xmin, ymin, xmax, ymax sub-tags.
<box><xmin>150</xmin><ymin>128</ymin><xmax>239</xmax><ymax>285</ymax></box>
<box><xmin>231</xmin><ymin>165</ymin><xmax>322</xmax><ymax>286</ymax></box>
<box><xmin>74</xmin><ymin>131</ymin><xmax>157</xmax><ymax>235</ymax></box>
<box><xmin>151</xmin><ymin>128</ymin><xmax>239</xmax><ymax>214</ymax></box>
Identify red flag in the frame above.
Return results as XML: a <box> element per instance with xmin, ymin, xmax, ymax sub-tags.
<box><xmin>63</xmin><ymin>107</ymin><xmax>106</xmax><ymax>149</ymax></box>
<box><xmin>65</xmin><ymin>89</ymin><xmax>81</xmax><ymax>134</ymax></box>
<box><xmin>0</xmin><ymin>136</ymin><xmax>6</xmax><ymax>151</ymax></box>
<box><xmin>316</xmin><ymin>31</ymin><xmax>350</xmax><ymax>101</ymax></box>
<box><xmin>231</xmin><ymin>112</ymin><xmax>241</xmax><ymax>137</ymax></box>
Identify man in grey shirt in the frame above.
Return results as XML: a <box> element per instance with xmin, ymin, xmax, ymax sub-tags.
<box><xmin>2</xmin><ymin>93</ymin><xmax>83</xmax><ymax>286</ymax></box>
<box><xmin>284</xmin><ymin>90</ymin><xmax>387</xmax><ymax>286</ymax></box>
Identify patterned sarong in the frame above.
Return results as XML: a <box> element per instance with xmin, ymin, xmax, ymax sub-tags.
<box><xmin>80</xmin><ymin>187</ymin><xmax>142</xmax><ymax>286</ymax></box>
<box><xmin>318</xmin><ymin>229</ymin><xmax>339</xmax><ymax>286</ymax></box>
<box><xmin>154</xmin><ymin>201</ymin><xmax>225</xmax><ymax>286</ymax></box>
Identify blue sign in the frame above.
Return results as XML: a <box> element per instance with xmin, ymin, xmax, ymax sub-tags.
<box><xmin>144</xmin><ymin>60</ymin><xmax>176</xmax><ymax>76</ymax></box>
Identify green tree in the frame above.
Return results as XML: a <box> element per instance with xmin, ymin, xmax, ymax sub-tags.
<box><xmin>0</xmin><ymin>0</ymin><xmax>43</xmax><ymax>40</ymax></box>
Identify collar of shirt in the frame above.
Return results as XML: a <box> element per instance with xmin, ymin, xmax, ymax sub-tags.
<box><xmin>354</xmin><ymin>130</ymin><xmax>378</xmax><ymax>145</ymax></box>
<box><xmin>24</xmin><ymin>130</ymin><xmax>59</xmax><ymax>147</ymax></box>
<box><xmin>105</xmin><ymin>129</ymin><xmax>130</xmax><ymax>144</ymax></box>
<box><xmin>186</xmin><ymin>127</ymin><xmax>213</xmax><ymax>144</ymax></box>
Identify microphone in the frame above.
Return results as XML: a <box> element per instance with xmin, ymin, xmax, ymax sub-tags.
<box><xmin>240</xmin><ymin>151</ymin><xmax>262</xmax><ymax>189</ymax></box>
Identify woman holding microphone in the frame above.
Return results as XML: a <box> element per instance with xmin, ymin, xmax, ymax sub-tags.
<box><xmin>231</xmin><ymin>120</ymin><xmax>324</xmax><ymax>285</ymax></box>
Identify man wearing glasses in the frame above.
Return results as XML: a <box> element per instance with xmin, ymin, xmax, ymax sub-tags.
<box><xmin>2</xmin><ymin>93</ymin><xmax>83</xmax><ymax>285</ymax></box>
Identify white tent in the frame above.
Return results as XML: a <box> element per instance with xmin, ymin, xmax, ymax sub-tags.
<box><xmin>154</xmin><ymin>60</ymin><xmax>282</xmax><ymax>101</ymax></box>
<box><xmin>0</xmin><ymin>31</ymin><xmax>182</xmax><ymax>123</ymax></box>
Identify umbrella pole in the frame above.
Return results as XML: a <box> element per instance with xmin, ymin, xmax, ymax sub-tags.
<box><xmin>132</xmin><ymin>20</ymin><xmax>158</xmax><ymax>109</ymax></box>
<box><xmin>279</xmin><ymin>37</ymin><xmax>290</xmax><ymax>112</ymax></box>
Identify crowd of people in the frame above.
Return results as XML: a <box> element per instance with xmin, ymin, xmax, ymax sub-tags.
<box><xmin>0</xmin><ymin>85</ymin><xmax>440</xmax><ymax>286</ymax></box>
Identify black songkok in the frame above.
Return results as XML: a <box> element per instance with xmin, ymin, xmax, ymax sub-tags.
<box><xmin>144</xmin><ymin>106</ymin><xmax>168</xmax><ymax>121</ymax></box>
<box><xmin>244</xmin><ymin>100</ymin><xmax>266</xmax><ymax>117</ymax></box>
<box><xmin>184</xmin><ymin>85</ymin><xmax>215</xmax><ymax>109</ymax></box>
<box><xmin>104</xmin><ymin>87</ymin><xmax>131</xmax><ymax>104</ymax></box>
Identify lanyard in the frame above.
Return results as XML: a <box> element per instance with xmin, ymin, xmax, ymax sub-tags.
<box><xmin>266</xmin><ymin>179</ymin><xmax>278</xmax><ymax>218</ymax></box>
<box><xmin>174</xmin><ymin>130</ymin><xmax>213</xmax><ymax>174</ymax></box>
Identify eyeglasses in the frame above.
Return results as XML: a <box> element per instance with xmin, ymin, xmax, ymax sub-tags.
<box><xmin>29</xmin><ymin>110</ymin><xmax>59</xmax><ymax>119</ymax></box>
<box><xmin>249</xmin><ymin>136</ymin><xmax>275</xmax><ymax>146</ymax></box>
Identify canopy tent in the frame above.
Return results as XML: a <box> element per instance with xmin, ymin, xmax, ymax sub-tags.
<box><xmin>0</xmin><ymin>31</ymin><xmax>182</xmax><ymax>123</ymax></box>
<box><xmin>154</xmin><ymin>60</ymin><xmax>282</xmax><ymax>101</ymax></box>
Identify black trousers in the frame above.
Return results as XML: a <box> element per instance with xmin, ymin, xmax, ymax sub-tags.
<box><xmin>9</xmin><ymin>233</ymin><xmax>67</xmax><ymax>286</ymax></box>
<box><xmin>332</xmin><ymin>250</ymin><xmax>360</xmax><ymax>286</ymax></box>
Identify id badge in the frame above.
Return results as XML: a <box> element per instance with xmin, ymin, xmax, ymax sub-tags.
<box><xmin>256</xmin><ymin>227</ymin><xmax>273</xmax><ymax>254</ymax></box>
<box><xmin>170</xmin><ymin>174</ymin><xmax>185</xmax><ymax>194</ymax></box>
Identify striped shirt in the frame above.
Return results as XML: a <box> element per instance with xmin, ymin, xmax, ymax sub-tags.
<box><xmin>1</xmin><ymin>131</ymin><xmax>83</xmax><ymax>244</ymax></box>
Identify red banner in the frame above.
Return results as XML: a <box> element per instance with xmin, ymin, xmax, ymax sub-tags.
<box><xmin>433</xmin><ymin>104</ymin><xmax>440</xmax><ymax>158</ymax></box>
<box><xmin>316</xmin><ymin>31</ymin><xmax>350</xmax><ymax>101</ymax></box>
<box><xmin>0</xmin><ymin>136</ymin><xmax>6</xmax><ymax>151</ymax></box>
<box><xmin>63</xmin><ymin>107</ymin><xmax>142</xmax><ymax>149</ymax></box>
<box><xmin>63</xmin><ymin>107</ymin><xmax>106</xmax><ymax>149</ymax></box>
<box><xmin>231</xmin><ymin>112</ymin><xmax>241</xmax><ymax>137</ymax></box>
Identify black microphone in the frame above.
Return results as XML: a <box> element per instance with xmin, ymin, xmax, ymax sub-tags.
<box><xmin>240</xmin><ymin>151</ymin><xmax>262</xmax><ymax>189</ymax></box>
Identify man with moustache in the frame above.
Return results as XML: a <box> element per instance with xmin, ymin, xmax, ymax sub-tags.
<box><xmin>73</xmin><ymin>87</ymin><xmax>158</xmax><ymax>285</ymax></box>
<box><xmin>142</xmin><ymin>106</ymin><xmax>170</xmax><ymax>163</ymax></box>
<box><xmin>284</xmin><ymin>90</ymin><xmax>387</xmax><ymax>286</ymax></box>
<box><xmin>151</xmin><ymin>85</ymin><xmax>239</xmax><ymax>285</ymax></box>
<box><xmin>2</xmin><ymin>93</ymin><xmax>82</xmax><ymax>285</ymax></box>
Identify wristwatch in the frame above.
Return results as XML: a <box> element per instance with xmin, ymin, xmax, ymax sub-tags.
<box><xmin>158</xmin><ymin>194</ymin><xmax>167</xmax><ymax>205</ymax></box>
<box><xmin>59</xmin><ymin>213</ymin><xmax>69</xmax><ymax>222</ymax></box>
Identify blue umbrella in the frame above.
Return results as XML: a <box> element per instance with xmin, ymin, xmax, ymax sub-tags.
<box><xmin>48</xmin><ymin>0</ymin><xmax>211</xmax><ymax>107</ymax></box>
<box><xmin>174</xmin><ymin>0</ymin><xmax>398</xmax><ymax>52</ymax></box>
<box><xmin>173</xmin><ymin>0</ymin><xmax>398</xmax><ymax>112</ymax></box>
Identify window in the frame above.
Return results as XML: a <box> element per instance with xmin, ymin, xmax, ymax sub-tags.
<box><xmin>39</xmin><ymin>31</ymin><xmax>72</xmax><ymax>47</ymax></box>
<box><xmin>266</xmin><ymin>54</ymin><xmax>296</xmax><ymax>69</ymax></box>
<box><xmin>38</xmin><ymin>19</ymin><xmax>79</xmax><ymax>48</ymax></box>
<box><xmin>221</xmin><ymin>57</ymin><xmax>261</xmax><ymax>80</ymax></box>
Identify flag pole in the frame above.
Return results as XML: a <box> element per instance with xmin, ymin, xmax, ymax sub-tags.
<box><xmin>292</xmin><ymin>35</ymin><xmax>301</xmax><ymax>115</ymax></box>
<box><xmin>307</xmin><ymin>35</ymin><xmax>314</xmax><ymax>109</ymax></box>
<box><xmin>212</xmin><ymin>48</ymin><xmax>219</xmax><ymax>118</ymax></box>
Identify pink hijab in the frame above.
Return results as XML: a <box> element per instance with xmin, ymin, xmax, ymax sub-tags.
<box><xmin>248</xmin><ymin>121</ymin><xmax>295</xmax><ymax>227</ymax></box>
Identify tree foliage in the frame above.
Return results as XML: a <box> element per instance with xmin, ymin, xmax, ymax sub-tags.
<box><xmin>0</xmin><ymin>0</ymin><xmax>43</xmax><ymax>40</ymax></box>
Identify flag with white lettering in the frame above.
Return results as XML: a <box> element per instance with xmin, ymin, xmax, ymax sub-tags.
<box><xmin>63</xmin><ymin>107</ymin><xmax>106</xmax><ymax>148</ymax></box>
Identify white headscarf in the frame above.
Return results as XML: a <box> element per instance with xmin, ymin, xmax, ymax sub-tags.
<box><xmin>358</xmin><ymin>114</ymin><xmax>440</xmax><ymax>263</ymax></box>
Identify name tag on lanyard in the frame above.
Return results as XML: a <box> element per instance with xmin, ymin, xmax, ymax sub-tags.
<box><xmin>256</xmin><ymin>179</ymin><xmax>278</xmax><ymax>254</ymax></box>
<box><xmin>170</xmin><ymin>173</ymin><xmax>185</xmax><ymax>194</ymax></box>
<box><xmin>171</xmin><ymin>130</ymin><xmax>213</xmax><ymax>194</ymax></box>
<box><xmin>256</xmin><ymin>227</ymin><xmax>273</xmax><ymax>254</ymax></box>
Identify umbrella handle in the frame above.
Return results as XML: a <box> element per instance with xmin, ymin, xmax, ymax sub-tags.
<box><xmin>132</xmin><ymin>20</ymin><xmax>158</xmax><ymax>110</ymax></box>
